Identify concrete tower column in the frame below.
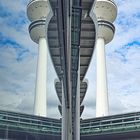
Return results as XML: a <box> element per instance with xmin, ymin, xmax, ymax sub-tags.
<box><xmin>94</xmin><ymin>0</ymin><xmax>117</xmax><ymax>117</ymax></box>
<box><xmin>27</xmin><ymin>0</ymin><xmax>53</xmax><ymax>117</ymax></box>
<box><xmin>95</xmin><ymin>20</ymin><xmax>116</xmax><ymax>117</ymax></box>
<box><xmin>28</xmin><ymin>20</ymin><xmax>50</xmax><ymax>117</ymax></box>
<box><xmin>34</xmin><ymin>37</ymin><xmax>47</xmax><ymax>116</ymax></box>
<box><xmin>96</xmin><ymin>37</ymin><xmax>108</xmax><ymax>117</ymax></box>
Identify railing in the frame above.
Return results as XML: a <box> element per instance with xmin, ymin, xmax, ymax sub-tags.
<box><xmin>0</xmin><ymin>110</ymin><xmax>140</xmax><ymax>136</ymax></box>
<box><xmin>0</xmin><ymin>110</ymin><xmax>61</xmax><ymax>135</ymax></box>
<box><xmin>81</xmin><ymin>112</ymin><xmax>140</xmax><ymax>135</ymax></box>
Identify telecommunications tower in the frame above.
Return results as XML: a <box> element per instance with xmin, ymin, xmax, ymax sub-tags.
<box><xmin>94</xmin><ymin>0</ymin><xmax>117</xmax><ymax>117</ymax></box>
<box><xmin>27</xmin><ymin>0</ymin><xmax>53</xmax><ymax>117</ymax></box>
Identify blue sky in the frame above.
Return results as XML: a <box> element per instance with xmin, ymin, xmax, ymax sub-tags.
<box><xmin>0</xmin><ymin>0</ymin><xmax>140</xmax><ymax>119</ymax></box>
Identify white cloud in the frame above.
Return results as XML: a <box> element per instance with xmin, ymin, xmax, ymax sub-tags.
<box><xmin>0</xmin><ymin>0</ymin><xmax>27</xmax><ymax>14</ymax></box>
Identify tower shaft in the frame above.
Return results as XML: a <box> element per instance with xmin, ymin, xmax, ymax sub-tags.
<box><xmin>27</xmin><ymin>0</ymin><xmax>53</xmax><ymax>117</ymax></box>
<box><xmin>94</xmin><ymin>0</ymin><xmax>117</xmax><ymax>117</ymax></box>
<box><xmin>96</xmin><ymin>38</ymin><xmax>109</xmax><ymax>117</ymax></box>
<box><xmin>34</xmin><ymin>37</ymin><xmax>47</xmax><ymax>116</ymax></box>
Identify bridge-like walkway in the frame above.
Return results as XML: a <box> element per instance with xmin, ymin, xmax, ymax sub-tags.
<box><xmin>1</xmin><ymin>110</ymin><xmax>140</xmax><ymax>139</ymax></box>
